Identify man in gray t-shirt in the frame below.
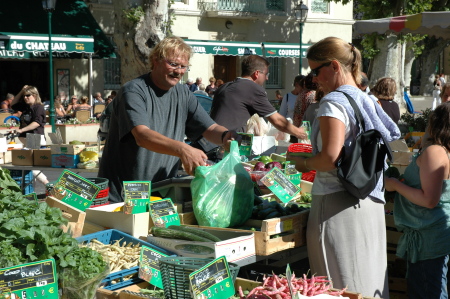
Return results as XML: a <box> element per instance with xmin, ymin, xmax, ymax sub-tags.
<box><xmin>99</xmin><ymin>37</ymin><xmax>234</xmax><ymax>202</ymax></box>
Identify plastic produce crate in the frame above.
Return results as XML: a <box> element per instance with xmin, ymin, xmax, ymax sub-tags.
<box><xmin>76</xmin><ymin>229</ymin><xmax>174</xmax><ymax>290</ymax></box>
<box><xmin>9</xmin><ymin>169</ymin><xmax>34</xmax><ymax>195</ymax></box>
<box><xmin>159</xmin><ymin>257</ymin><xmax>240</xmax><ymax>299</ymax></box>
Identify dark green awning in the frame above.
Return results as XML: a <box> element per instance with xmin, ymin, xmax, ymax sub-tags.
<box><xmin>0</xmin><ymin>0</ymin><xmax>115</xmax><ymax>59</ymax></box>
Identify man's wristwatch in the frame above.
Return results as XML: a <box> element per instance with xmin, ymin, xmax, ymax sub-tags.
<box><xmin>221</xmin><ymin>130</ymin><xmax>229</xmax><ymax>143</ymax></box>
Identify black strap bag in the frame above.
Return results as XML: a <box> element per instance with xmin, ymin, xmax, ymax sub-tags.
<box><xmin>335</xmin><ymin>91</ymin><xmax>393</xmax><ymax>199</ymax></box>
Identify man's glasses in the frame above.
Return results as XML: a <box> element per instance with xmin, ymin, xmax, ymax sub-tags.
<box><xmin>257</xmin><ymin>70</ymin><xmax>270</xmax><ymax>78</ymax></box>
<box><xmin>165</xmin><ymin>59</ymin><xmax>190</xmax><ymax>71</ymax></box>
<box><xmin>311</xmin><ymin>62</ymin><xmax>332</xmax><ymax>77</ymax></box>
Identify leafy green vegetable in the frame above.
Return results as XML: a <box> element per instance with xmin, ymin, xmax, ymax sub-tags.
<box><xmin>0</xmin><ymin>167</ymin><xmax>108</xmax><ymax>299</ymax></box>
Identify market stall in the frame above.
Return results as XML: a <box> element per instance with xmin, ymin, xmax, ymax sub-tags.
<box><xmin>0</xmin><ymin>135</ymin><xmax>409</xmax><ymax>299</ymax></box>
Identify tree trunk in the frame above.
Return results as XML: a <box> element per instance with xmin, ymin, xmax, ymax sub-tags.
<box><xmin>404</xmin><ymin>40</ymin><xmax>415</xmax><ymax>93</ymax></box>
<box><xmin>419</xmin><ymin>39</ymin><xmax>449</xmax><ymax>95</ymax></box>
<box><xmin>114</xmin><ymin>0</ymin><xmax>169</xmax><ymax>83</ymax></box>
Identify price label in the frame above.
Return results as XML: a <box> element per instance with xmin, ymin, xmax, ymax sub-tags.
<box><xmin>24</xmin><ymin>192</ymin><xmax>38</xmax><ymax>202</ymax></box>
<box><xmin>149</xmin><ymin>198</ymin><xmax>180</xmax><ymax>227</ymax></box>
<box><xmin>0</xmin><ymin>259</ymin><xmax>58</xmax><ymax>299</ymax></box>
<box><xmin>138</xmin><ymin>245</ymin><xmax>169</xmax><ymax>289</ymax></box>
<box><xmin>123</xmin><ymin>181</ymin><xmax>151</xmax><ymax>214</ymax></box>
<box><xmin>260</xmin><ymin>167</ymin><xmax>300</xmax><ymax>203</ymax></box>
<box><xmin>51</xmin><ymin>170</ymin><xmax>100</xmax><ymax>211</ymax></box>
<box><xmin>237</xmin><ymin>133</ymin><xmax>253</xmax><ymax>156</ymax></box>
<box><xmin>189</xmin><ymin>256</ymin><xmax>234</xmax><ymax>299</ymax></box>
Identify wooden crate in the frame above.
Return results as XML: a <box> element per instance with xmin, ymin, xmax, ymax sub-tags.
<box><xmin>188</xmin><ymin>210</ymin><xmax>309</xmax><ymax>256</ymax></box>
<box><xmin>45</xmin><ymin>196</ymin><xmax>85</xmax><ymax>237</ymax></box>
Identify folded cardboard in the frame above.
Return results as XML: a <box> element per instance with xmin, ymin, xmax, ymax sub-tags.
<box><xmin>252</xmin><ymin>136</ymin><xmax>276</xmax><ymax>156</ymax></box>
<box><xmin>50</xmin><ymin>144</ymin><xmax>85</xmax><ymax>155</ymax></box>
<box><xmin>11</xmin><ymin>149</ymin><xmax>33</xmax><ymax>166</ymax></box>
<box><xmin>392</xmin><ymin>151</ymin><xmax>414</xmax><ymax>166</ymax></box>
<box><xmin>85</xmin><ymin>203</ymin><xmax>150</xmax><ymax>238</ymax></box>
<box><xmin>147</xmin><ymin>228</ymin><xmax>255</xmax><ymax>262</ymax></box>
<box><xmin>33</xmin><ymin>149</ymin><xmax>52</xmax><ymax>166</ymax></box>
<box><xmin>389</xmin><ymin>139</ymin><xmax>410</xmax><ymax>152</ymax></box>
<box><xmin>51</xmin><ymin>154</ymin><xmax>80</xmax><ymax>168</ymax></box>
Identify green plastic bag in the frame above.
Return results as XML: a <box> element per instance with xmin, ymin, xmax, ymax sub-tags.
<box><xmin>191</xmin><ymin>141</ymin><xmax>254</xmax><ymax>228</ymax></box>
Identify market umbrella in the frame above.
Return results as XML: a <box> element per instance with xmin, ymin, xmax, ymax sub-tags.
<box><xmin>354</xmin><ymin>11</ymin><xmax>450</xmax><ymax>39</ymax></box>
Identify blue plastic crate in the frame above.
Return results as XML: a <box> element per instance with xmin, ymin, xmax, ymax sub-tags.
<box><xmin>76</xmin><ymin>229</ymin><xmax>174</xmax><ymax>291</ymax></box>
<box><xmin>9</xmin><ymin>170</ymin><xmax>34</xmax><ymax>195</ymax></box>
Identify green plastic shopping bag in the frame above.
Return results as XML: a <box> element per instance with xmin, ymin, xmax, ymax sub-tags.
<box><xmin>191</xmin><ymin>141</ymin><xmax>254</xmax><ymax>228</ymax></box>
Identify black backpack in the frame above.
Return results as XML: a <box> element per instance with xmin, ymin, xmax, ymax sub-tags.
<box><xmin>335</xmin><ymin>91</ymin><xmax>393</xmax><ymax>199</ymax></box>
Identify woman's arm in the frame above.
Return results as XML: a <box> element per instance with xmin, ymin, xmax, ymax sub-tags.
<box><xmin>385</xmin><ymin>145</ymin><xmax>448</xmax><ymax>208</ymax></box>
<box><xmin>12</xmin><ymin>85</ymin><xmax>28</xmax><ymax>106</ymax></box>
<box><xmin>17</xmin><ymin>122</ymin><xmax>40</xmax><ymax>134</ymax></box>
<box><xmin>288</xmin><ymin>116</ymin><xmax>345</xmax><ymax>173</ymax></box>
<box><xmin>65</xmin><ymin>104</ymin><xmax>73</xmax><ymax>114</ymax></box>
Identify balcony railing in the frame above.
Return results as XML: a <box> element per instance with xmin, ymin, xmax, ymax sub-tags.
<box><xmin>198</xmin><ymin>0</ymin><xmax>285</xmax><ymax>15</ymax></box>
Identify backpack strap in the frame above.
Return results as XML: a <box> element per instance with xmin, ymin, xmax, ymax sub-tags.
<box><xmin>334</xmin><ymin>90</ymin><xmax>366</xmax><ymax>132</ymax></box>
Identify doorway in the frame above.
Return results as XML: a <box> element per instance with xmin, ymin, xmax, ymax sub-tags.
<box><xmin>214</xmin><ymin>56</ymin><xmax>237</xmax><ymax>84</ymax></box>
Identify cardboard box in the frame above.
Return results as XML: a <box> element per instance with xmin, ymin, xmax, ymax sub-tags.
<box><xmin>389</xmin><ymin>139</ymin><xmax>410</xmax><ymax>152</ymax></box>
<box><xmin>11</xmin><ymin>149</ymin><xmax>33</xmax><ymax>165</ymax></box>
<box><xmin>50</xmin><ymin>144</ymin><xmax>85</xmax><ymax>155</ymax></box>
<box><xmin>147</xmin><ymin>228</ymin><xmax>255</xmax><ymax>263</ymax></box>
<box><xmin>85</xmin><ymin>203</ymin><xmax>150</xmax><ymax>238</ymax></box>
<box><xmin>33</xmin><ymin>149</ymin><xmax>52</xmax><ymax>166</ymax></box>
<box><xmin>51</xmin><ymin>154</ymin><xmax>80</xmax><ymax>168</ymax></box>
<box><xmin>0</xmin><ymin>137</ymin><xmax>7</xmax><ymax>152</ymax></box>
<box><xmin>392</xmin><ymin>151</ymin><xmax>413</xmax><ymax>166</ymax></box>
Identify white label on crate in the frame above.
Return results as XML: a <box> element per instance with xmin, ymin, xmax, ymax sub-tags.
<box><xmin>274</xmin><ymin>220</ymin><xmax>293</xmax><ymax>234</ymax></box>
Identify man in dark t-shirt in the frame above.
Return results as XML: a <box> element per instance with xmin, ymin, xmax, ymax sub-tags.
<box><xmin>99</xmin><ymin>37</ymin><xmax>236</xmax><ymax>202</ymax></box>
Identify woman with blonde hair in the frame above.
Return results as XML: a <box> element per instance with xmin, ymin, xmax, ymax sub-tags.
<box><xmin>371</xmin><ymin>77</ymin><xmax>400</xmax><ymax>124</ymax></box>
<box><xmin>287</xmin><ymin>37</ymin><xmax>399</xmax><ymax>298</ymax></box>
<box><xmin>11</xmin><ymin>85</ymin><xmax>46</xmax><ymax>145</ymax></box>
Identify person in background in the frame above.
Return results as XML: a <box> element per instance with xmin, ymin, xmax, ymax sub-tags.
<box><xmin>185</xmin><ymin>78</ymin><xmax>194</xmax><ymax>90</ymax></box>
<box><xmin>93</xmin><ymin>92</ymin><xmax>104</xmax><ymax>105</ymax></box>
<box><xmin>54</xmin><ymin>99</ymin><xmax>66</xmax><ymax>119</ymax></box>
<box><xmin>194</xmin><ymin>84</ymin><xmax>208</xmax><ymax>96</ymax></box>
<box><xmin>11</xmin><ymin>85</ymin><xmax>47</xmax><ymax>146</ymax></box>
<box><xmin>302</xmin><ymin>86</ymin><xmax>324</xmax><ymax>126</ymax></box>
<box><xmin>386</xmin><ymin>102</ymin><xmax>450</xmax><ymax>299</ymax></box>
<box><xmin>420</xmin><ymin>82</ymin><xmax>450</xmax><ymax>149</ymax></box>
<box><xmin>190</xmin><ymin>77</ymin><xmax>202</xmax><ymax>92</ymax></box>
<box><xmin>287</xmin><ymin>37</ymin><xmax>399</xmax><ymax>298</ymax></box>
<box><xmin>1</xmin><ymin>93</ymin><xmax>14</xmax><ymax>111</ymax></box>
<box><xmin>440</xmin><ymin>73</ymin><xmax>446</xmax><ymax>86</ymax></box>
<box><xmin>65</xmin><ymin>95</ymin><xmax>79</xmax><ymax>115</ymax></box>
<box><xmin>11</xmin><ymin>85</ymin><xmax>49</xmax><ymax>187</ymax></box>
<box><xmin>275</xmin><ymin>90</ymin><xmax>283</xmax><ymax>105</ymax></box>
<box><xmin>216</xmin><ymin>79</ymin><xmax>224</xmax><ymax>88</ymax></box>
<box><xmin>279</xmin><ymin>75</ymin><xmax>304</xmax><ymax>121</ymax></box>
<box><xmin>205</xmin><ymin>77</ymin><xmax>217</xmax><ymax>97</ymax></box>
<box><xmin>98</xmin><ymin>36</ymin><xmax>236</xmax><ymax>203</ymax></box>
<box><xmin>292</xmin><ymin>73</ymin><xmax>317</xmax><ymax>142</ymax></box>
<box><xmin>371</xmin><ymin>77</ymin><xmax>400</xmax><ymax>124</ymax></box>
<box><xmin>72</xmin><ymin>96</ymin><xmax>91</xmax><ymax>118</ymax></box>
<box><xmin>433</xmin><ymin>75</ymin><xmax>442</xmax><ymax>110</ymax></box>
<box><xmin>110</xmin><ymin>90</ymin><xmax>117</xmax><ymax>99</ymax></box>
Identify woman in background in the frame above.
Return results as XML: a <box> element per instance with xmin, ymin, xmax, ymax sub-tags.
<box><xmin>279</xmin><ymin>75</ymin><xmax>304</xmax><ymax>121</ymax></box>
<box><xmin>386</xmin><ymin>102</ymin><xmax>450</xmax><ymax>299</ymax></box>
<box><xmin>371</xmin><ymin>77</ymin><xmax>400</xmax><ymax>124</ymax></box>
<box><xmin>205</xmin><ymin>77</ymin><xmax>217</xmax><ymax>97</ymax></box>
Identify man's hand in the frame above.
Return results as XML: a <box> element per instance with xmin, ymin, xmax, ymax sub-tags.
<box><xmin>179</xmin><ymin>144</ymin><xmax>208</xmax><ymax>176</ymax></box>
<box><xmin>294</xmin><ymin>126</ymin><xmax>308</xmax><ymax>140</ymax></box>
<box><xmin>221</xmin><ymin>130</ymin><xmax>241</xmax><ymax>152</ymax></box>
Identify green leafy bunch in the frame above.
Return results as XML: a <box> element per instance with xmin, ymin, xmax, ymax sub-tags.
<box><xmin>0</xmin><ymin>167</ymin><xmax>107</xmax><ymax>297</ymax></box>
<box><xmin>400</xmin><ymin>108</ymin><xmax>432</xmax><ymax>132</ymax></box>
